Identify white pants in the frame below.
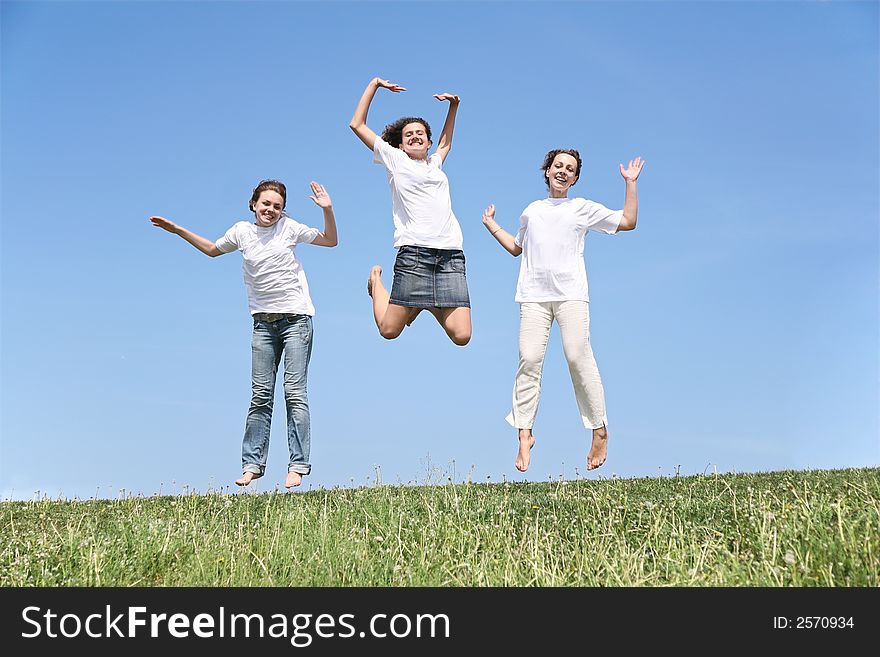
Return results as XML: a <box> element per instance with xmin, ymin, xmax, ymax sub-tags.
<box><xmin>505</xmin><ymin>301</ymin><xmax>608</xmax><ymax>430</ymax></box>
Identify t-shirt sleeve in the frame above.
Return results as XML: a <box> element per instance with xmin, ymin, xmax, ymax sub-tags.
<box><xmin>373</xmin><ymin>137</ymin><xmax>401</xmax><ymax>173</ymax></box>
<box><xmin>580</xmin><ymin>200</ymin><xmax>623</xmax><ymax>234</ymax></box>
<box><xmin>285</xmin><ymin>217</ymin><xmax>321</xmax><ymax>245</ymax></box>
<box><xmin>215</xmin><ymin>224</ymin><xmax>240</xmax><ymax>253</ymax></box>
<box><xmin>429</xmin><ymin>153</ymin><xmax>443</xmax><ymax>170</ymax></box>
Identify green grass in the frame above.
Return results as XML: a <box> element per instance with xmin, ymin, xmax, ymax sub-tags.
<box><xmin>1</xmin><ymin>467</ymin><xmax>877</xmax><ymax>586</ymax></box>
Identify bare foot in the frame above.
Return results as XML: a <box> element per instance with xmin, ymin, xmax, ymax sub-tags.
<box><xmin>285</xmin><ymin>471</ymin><xmax>302</xmax><ymax>488</ymax></box>
<box><xmin>587</xmin><ymin>426</ymin><xmax>608</xmax><ymax>470</ymax></box>
<box><xmin>235</xmin><ymin>471</ymin><xmax>261</xmax><ymax>486</ymax></box>
<box><xmin>367</xmin><ymin>265</ymin><xmax>382</xmax><ymax>297</ymax></box>
<box><xmin>515</xmin><ymin>429</ymin><xmax>536</xmax><ymax>472</ymax></box>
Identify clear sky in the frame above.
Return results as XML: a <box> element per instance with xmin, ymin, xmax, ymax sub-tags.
<box><xmin>1</xmin><ymin>0</ymin><xmax>877</xmax><ymax>500</ymax></box>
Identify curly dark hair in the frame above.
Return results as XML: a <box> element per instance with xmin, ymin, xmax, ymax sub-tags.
<box><xmin>249</xmin><ymin>179</ymin><xmax>287</xmax><ymax>211</ymax></box>
<box><xmin>541</xmin><ymin>149</ymin><xmax>582</xmax><ymax>190</ymax></box>
<box><xmin>381</xmin><ymin>117</ymin><xmax>432</xmax><ymax>149</ymax></box>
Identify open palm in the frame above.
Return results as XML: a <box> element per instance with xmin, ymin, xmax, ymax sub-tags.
<box><xmin>308</xmin><ymin>182</ymin><xmax>332</xmax><ymax>208</ymax></box>
<box><xmin>377</xmin><ymin>78</ymin><xmax>406</xmax><ymax>93</ymax></box>
<box><xmin>619</xmin><ymin>156</ymin><xmax>645</xmax><ymax>182</ymax></box>
<box><xmin>481</xmin><ymin>204</ymin><xmax>496</xmax><ymax>226</ymax></box>
<box><xmin>150</xmin><ymin>215</ymin><xmax>179</xmax><ymax>233</ymax></box>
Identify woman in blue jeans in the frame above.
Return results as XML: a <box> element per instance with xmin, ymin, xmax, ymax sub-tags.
<box><xmin>150</xmin><ymin>180</ymin><xmax>338</xmax><ymax>488</ymax></box>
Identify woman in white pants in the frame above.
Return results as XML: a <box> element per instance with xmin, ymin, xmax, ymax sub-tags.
<box><xmin>482</xmin><ymin>149</ymin><xmax>644</xmax><ymax>473</ymax></box>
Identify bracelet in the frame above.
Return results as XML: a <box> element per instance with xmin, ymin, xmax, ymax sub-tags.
<box><xmin>490</xmin><ymin>227</ymin><xmax>501</xmax><ymax>235</ymax></box>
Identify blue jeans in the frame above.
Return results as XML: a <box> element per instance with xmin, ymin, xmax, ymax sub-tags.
<box><xmin>241</xmin><ymin>315</ymin><xmax>313</xmax><ymax>477</ymax></box>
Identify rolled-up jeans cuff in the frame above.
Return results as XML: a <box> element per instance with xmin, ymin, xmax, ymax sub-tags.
<box><xmin>242</xmin><ymin>464</ymin><xmax>264</xmax><ymax>476</ymax></box>
<box><xmin>288</xmin><ymin>465</ymin><xmax>311</xmax><ymax>475</ymax></box>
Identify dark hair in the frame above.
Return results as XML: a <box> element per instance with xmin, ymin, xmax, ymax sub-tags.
<box><xmin>381</xmin><ymin>117</ymin><xmax>432</xmax><ymax>149</ymax></box>
<box><xmin>249</xmin><ymin>179</ymin><xmax>287</xmax><ymax>211</ymax></box>
<box><xmin>541</xmin><ymin>149</ymin><xmax>582</xmax><ymax>189</ymax></box>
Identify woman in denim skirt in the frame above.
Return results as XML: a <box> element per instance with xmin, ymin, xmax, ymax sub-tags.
<box><xmin>350</xmin><ymin>76</ymin><xmax>471</xmax><ymax>346</ymax></box>
<box><xmin>150</xmin><ymin>180</ymin><xmax>338</xmax><ymax>489</ymax></box>
<box><xmin>482</xmin><ymin>149</ymin><xmax>645</xmax><ymax>474</ymax></box>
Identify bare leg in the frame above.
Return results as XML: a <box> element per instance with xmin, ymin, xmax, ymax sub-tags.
<box><xmin>367</xmin><ymin>266</ymin><xmax>418</xmax><ymax>339</ymax></box>
<box><xmin>587</xmin><ymin>426</ymin><xmax>608</xmax><ymax>470</ymax></box>
<box><xmin>428</xmin><ymin>306</ymin><xmax>472</xmax><ymax>346</ymax></box>
<box><xmin>285</xmin><ymin>471</ymin><xmax>302</xmax><ymax>488</ymax></box>
<box><xmin>235</xmin><ymin>471</ymin><xmax>262</xmax><ymax>487</ymax></box>
<box><xmin>515</xmin><ymin>428</ymin><xmax>535</xmax><ymax>472</ymax></box>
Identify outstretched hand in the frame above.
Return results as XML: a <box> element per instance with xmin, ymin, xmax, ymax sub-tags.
<box><xmin>481</xmin><ymin>204</ymin><xmax>496</xmax><ymax>226</ymax></box>
<box><xmin>308</xmin><ymin>181</ymin><xmax>332</xmax><ymax>208</ymax></box>
<box><xmin>375</xmin><ymin>78</ymin><xmax>406</xmax><ymax>93</ymax></box>
<box><xmin>619</xmin><ymin>156</ymin><xmax>645</xmax><ymax>182</ymax></box>
<box><xmin>433</xmin><ymin>93</ymin><xmax>460</xmax><ymax>104</ymax></box>
<box><xmin>150</xmin><ymin>215</ymin><xmax>179</xmax><ymax>234</ymax></box>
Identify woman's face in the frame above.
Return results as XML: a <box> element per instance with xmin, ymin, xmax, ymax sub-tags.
<box><xmin>252</xmin><ymin>190</ymin><xmax>284</xmax><ymax>227</ymax></box>
<box><xmin>398</xmin><ymin>122</ymin><xmax>431</xmax><ymax>160</ymax></box>
<box><xmin>546</xmin><ymin>153</ymin><xmax>579</xmax><ymax>196</ymax></box>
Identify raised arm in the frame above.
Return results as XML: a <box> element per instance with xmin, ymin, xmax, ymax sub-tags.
<box><xmin>307</xmin><ymin>181</ymin><xmax>338</xmax><ymax>247</ymax></box>
<box><xmin>349</xmin><ymin>77</ymin><xmax>406</xmax><ymax>151</ymax></box>
<box><xmin>617</xmin><ymin>156</ymin><xmax>645</xmax><ymax>231</ymax></box>
<box><xmin>482</xmin><ymin>204</ymin><xmax>522</xmax><ymax>257</ymax></box>
<box><xmin>432</xmin><ymin>93</ymin><xmax>460</xmax><ymax>163</ymax></box>
<box><xmin>150</xmin><ymin>216</ymin><xmax>222</xmax><ymax>257</ymax></box>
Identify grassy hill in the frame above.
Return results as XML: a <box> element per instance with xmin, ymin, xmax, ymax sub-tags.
<box><xmin>2</xmin><ymin>467</ymin><xmax>877</xmax><ymax>586</ymax></box>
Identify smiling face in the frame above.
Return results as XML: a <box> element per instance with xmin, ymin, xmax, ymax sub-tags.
<box><xmin>545</xmin><ymin>153</ymin><xmax>580</xmax><ymax>197</ymax></box>
<box><xmin>398</xmin><ymin>121</ymin><xmax>431</xmax><ymax>160</ymax></box>
<box><xmin>251</xmin><ymin>190</ymin><xmax>285</xmax><ymax>227</ymax></box>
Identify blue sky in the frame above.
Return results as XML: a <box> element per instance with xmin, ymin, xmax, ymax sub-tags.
<box><xmin>1</xmin><ymin>0</ymin><xmax>877</xmax><ymax>500</ymax></box>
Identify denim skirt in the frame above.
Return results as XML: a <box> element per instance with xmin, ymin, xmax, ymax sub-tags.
<box><xmin>389</xmin><ymin>245</ymin><xmax>471</xmax><ymax>308</ymax></box>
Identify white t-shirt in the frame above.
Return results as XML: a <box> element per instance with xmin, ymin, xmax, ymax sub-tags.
<box><xmin>513</xmin><ymin>197</ymin><xmax>622</xmax><ymax>303</ymax></box>
<box><xmin>373</xmin><ymin>137</ymin><xmax>464</xmax><ymax>250</ymax></box>
<box><xmin>215</xmin><ymin>215</ymin><xmax>320</xmax><ymax>316</ymax></box>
